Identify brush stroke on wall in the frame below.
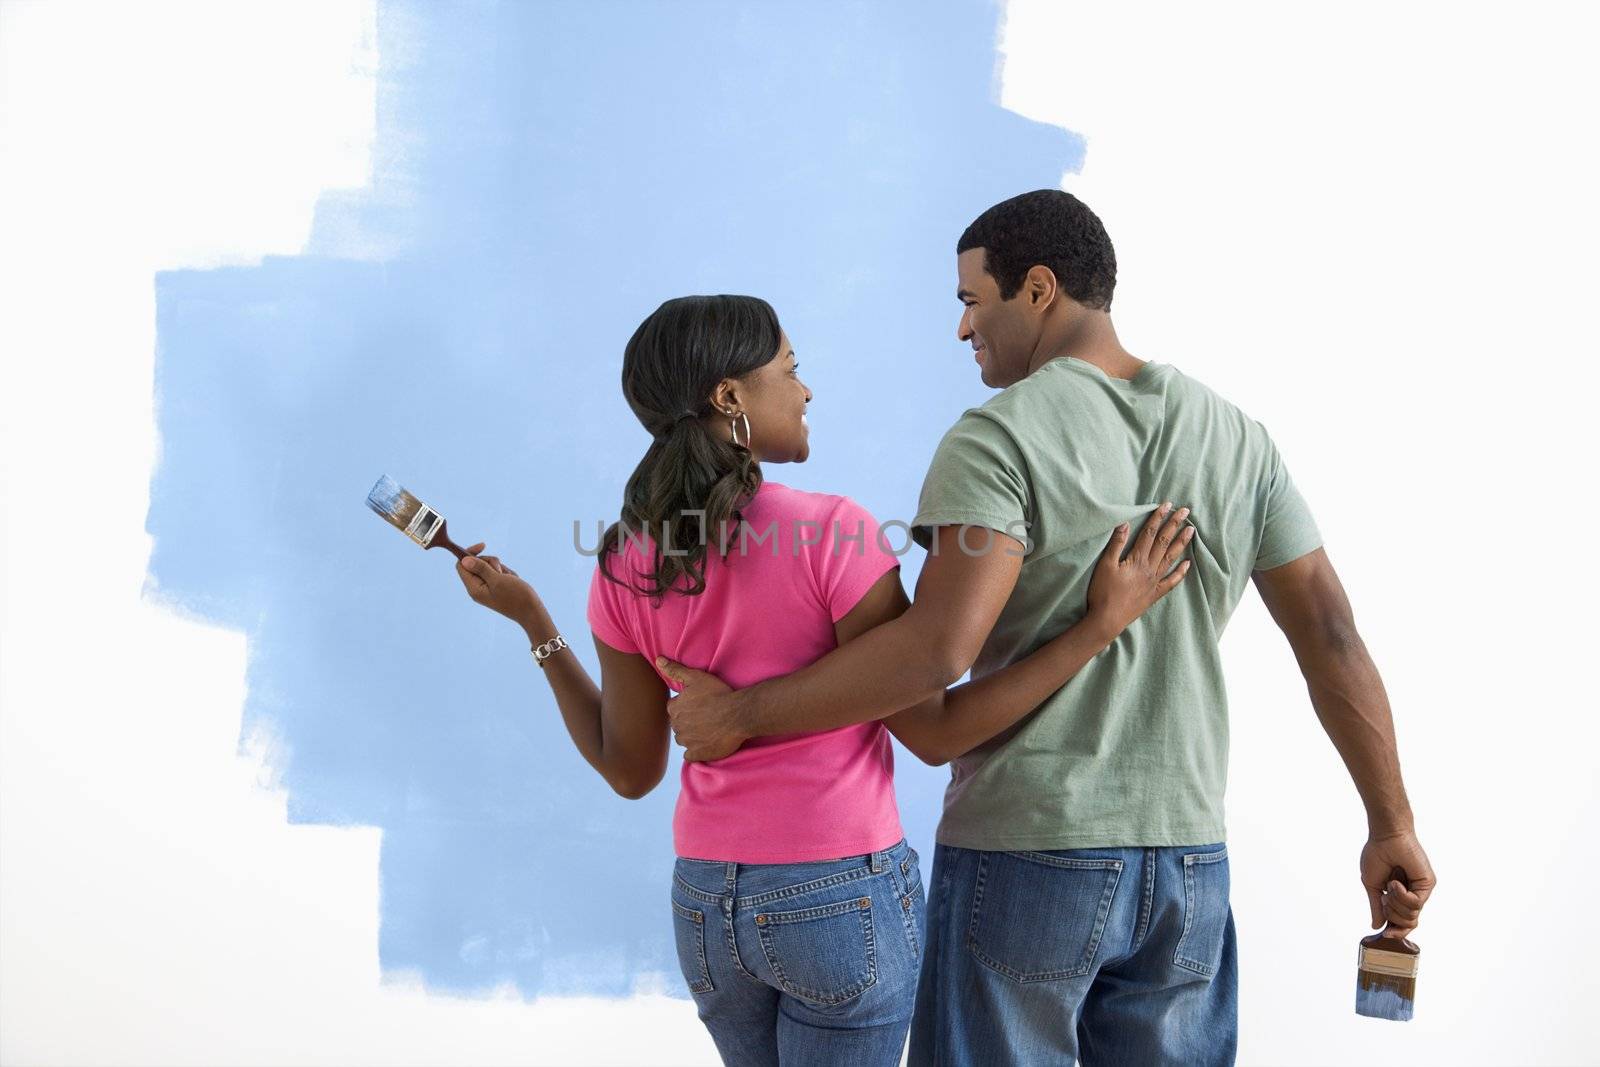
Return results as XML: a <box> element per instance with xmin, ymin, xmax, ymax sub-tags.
<box><xmin>147</xmin><ymin>0</ymin><xmax>1078</xmax><ymax>998</ymax></box>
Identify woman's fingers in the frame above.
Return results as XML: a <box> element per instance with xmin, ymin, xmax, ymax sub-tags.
<box><xmin>456</xmin><ymin>557</ymin><xmax>489</xmax><ymax>600</ymax></box>
<box><xmin>1158</xmin><ymin>559</ymin><xmax>1192</xmax><ymax>594</ymax></box>
<box><xmin>1152</xmin><ymin>506</ymin><xmax>1189</xmax><ymax>562</ymax></box>
<box><xmin>1098</xmin><ymin>522</ymin><xmax>1131</xmax><ymax>567</ymax></box>
<box><xmin>1131</xmin><ymin>503</ymin><xmax>1172</xmax><ymax>563</ymax></box>
<box><xmin>1163</xmin><ymin>524</ymin><xmax>1196</xmax><ymax>568</ymax></box>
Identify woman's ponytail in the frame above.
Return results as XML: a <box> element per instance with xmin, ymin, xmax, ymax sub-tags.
<box><xmin>597</xmin><ymin>296</ymin><xmax>778</xmax><ymax>601</ymax></box>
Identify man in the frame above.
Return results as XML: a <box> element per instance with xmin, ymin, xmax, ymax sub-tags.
<box><xmin>660</xmin><ymin>189</ymin><xmax>1434</xmax><ymax>1064</ymax></box>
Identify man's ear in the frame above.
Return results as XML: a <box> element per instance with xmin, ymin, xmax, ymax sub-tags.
<box><xmin>1024</xmin><ymin>264</ymin><xmax>1058</xmax><ymax>312</ymax></box>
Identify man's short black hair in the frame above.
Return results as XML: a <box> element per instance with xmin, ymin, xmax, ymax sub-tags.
<box><xmin>957</xmin><ymin>189</ymin><xmax>1117</xmax><ymax>309</ymax></box>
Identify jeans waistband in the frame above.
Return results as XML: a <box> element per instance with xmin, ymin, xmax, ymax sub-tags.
<box><xmin>673</xmin><ymin>837</ymin><xmax>908</xmax><ymax>910</ymax></box>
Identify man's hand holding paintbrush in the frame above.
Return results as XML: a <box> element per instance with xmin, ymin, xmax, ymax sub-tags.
<box><xmin>1354</xmin><ymin>827</ymin><xmax>1434</xmax><ymax>1021</ymax></box>
<box><xmin>1361</xmin><ymin>829</ymin><xmax>1433</xmax><ymax>939</ymax></box>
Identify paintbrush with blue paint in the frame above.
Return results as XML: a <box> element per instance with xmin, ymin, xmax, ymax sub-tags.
<box><xmin>365</xmin><ymin>474</ymin><xmax>472</xmax><ymax>559</ymax></box>
<box><xmin>1354</xmin><ymin>866</ymin><xmax>1421</xmax><ymax>1021</ymax></box>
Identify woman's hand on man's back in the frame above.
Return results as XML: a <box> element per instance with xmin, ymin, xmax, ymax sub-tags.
<box><xmin>1085</xmin><ymin>504</ymin><xmax>1195</xmax><ymax>640</ymax></box>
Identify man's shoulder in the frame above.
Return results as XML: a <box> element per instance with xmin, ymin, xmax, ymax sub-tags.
<box><xmin>1159</xmin><ymin>365</ymin><xmax>1278</xmax><ymax>447</ymax></box>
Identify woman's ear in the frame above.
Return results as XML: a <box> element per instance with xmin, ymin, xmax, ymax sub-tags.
<box><xmin>711</xmin><ymin>379</ymin><xmax>740</xmax><ymax>415</ymax></box>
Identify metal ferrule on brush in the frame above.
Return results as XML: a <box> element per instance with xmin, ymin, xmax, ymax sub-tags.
<box><xmin>366</xmin><ymin>474</ymin><xmax>447</xmax><ymax>549</ymax></box>
<box><xmin>403</xmin><ymin>503</ymin><xmax>443</xmax><ymax>547</ymax></box>
<box><xmin>1358</xmin><ymin>943</ymin><xmax>1420</xmax><ymax>979</ymax></box>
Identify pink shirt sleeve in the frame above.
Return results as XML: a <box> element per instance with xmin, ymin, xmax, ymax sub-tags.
<box><xmin>808</xmin><ymin>495</ymin><xmax>903</xmax><ymax>623</ymax></box>
<box><xmin>586</xmin><ymin>554</ymin><xmax>640</xmax><ymax>653</ymax></box>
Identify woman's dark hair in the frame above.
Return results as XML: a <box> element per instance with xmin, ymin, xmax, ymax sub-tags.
<box><xmin>957</xmin><ymin>189</ymin><xmax>1117</xmax><ymax>310</ymax></box>
<box><xmin>596</xmin><ymin>295</ymin><xmax>779</xmax><ymax>602</ymax></box>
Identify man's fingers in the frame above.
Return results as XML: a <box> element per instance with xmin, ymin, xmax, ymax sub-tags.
<box><xmin>655</xmin><ymin>656</ymin><xmax>690</xmax><ymax>688</ymax></box>
<box><xmin>1367</xmin><ymin>886</ymin><xmax>1385</xmax><ymax>929</ymax></box>
<box><xmin>1383</xmin><ymin>882</ymin><xmax>1425</xmax><ymax>926</ymax></box>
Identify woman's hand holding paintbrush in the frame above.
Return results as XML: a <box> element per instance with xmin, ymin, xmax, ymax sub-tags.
<box><xmin>367</xmin><ymin>474</ymin><xmax>664</xmax><ymax>799</ymax></box>
<box><xmin>454</xmin><ymin>543</ymin><xmax>576</xmax><ymax>669</ymax></box>
<box><xmin>455</xmin><ymin>541</ymin><xmax>541</xmax><ymax>629</ymax></box>
<box><xmin>364</xmin><ymin>475</ymin><xmax>564</xmax><ymax>655</ymax></box>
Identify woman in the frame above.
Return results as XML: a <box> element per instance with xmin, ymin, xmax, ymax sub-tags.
<box><xmin>455</xmin><ymin>294</ymin><xmax>1192</xmax><ymax>1065</ymax></box>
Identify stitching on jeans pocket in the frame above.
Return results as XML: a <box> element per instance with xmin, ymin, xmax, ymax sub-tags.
<box><xmin>755</xmin><ymin>896</ymin><xmax>877</xmax><ymax>1007</ymax></box>
<box><xmin>1174</xmin><ymin>847</ymin><xmax>1229</xmax><ymax>977</ymax></box>
<box><xmin>671</xmin><ymin>898</ymin><xmax>714</xmax><ymax>994</ymax></box>
<box><xmin>967</xmin><ymin>851</ymin><xmax>1122</xmax><ymax>982</ymax></box>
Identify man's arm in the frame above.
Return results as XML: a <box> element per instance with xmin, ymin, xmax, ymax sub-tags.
<box><xmin>864</xmin><ymin>508</ymin><xmax>1193</xmax><ymax>765</ymax></box>
<box><xmin>735</xmin><ymin>524</ymin><xmax>1024</xmax><ymax>739</ymax></box>
<box><xmin>1252</xmin><ymin>546</ymin><xmax>1435</xmax><ymax>933</ymax></box>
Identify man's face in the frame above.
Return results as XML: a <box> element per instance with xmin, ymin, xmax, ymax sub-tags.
<box><xmin>956</xmin><ymin>247</ymin><xmax>1034</xmax><ymax>388</ymax></box>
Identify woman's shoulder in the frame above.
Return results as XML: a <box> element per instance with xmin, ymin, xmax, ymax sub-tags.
<box><xmin>755</xmin><ymin>480</ymin><xmax>877</xmax><ymax>522</ymax></box>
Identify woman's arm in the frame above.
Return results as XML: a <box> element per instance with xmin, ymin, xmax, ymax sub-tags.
<box><xmin>844</xmin><ymin>505</ymin><xmax>1195</xmax><ymax>766</ymax></box>
<box><xmin>457</xmin><ymin>547</ymin><xmax>671</xmax><ymax>799</ymax></box>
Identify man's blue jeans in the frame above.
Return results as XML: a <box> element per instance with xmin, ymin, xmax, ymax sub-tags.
<box><xmin>671</xmin><ymin>837</ymin><xmax>927</xmax><ymax>1066</ymax></box>
<box><xmin>907</xmin><ymin>842</ymin><xmax>1238</xmax><ymax>1065</ymax></box>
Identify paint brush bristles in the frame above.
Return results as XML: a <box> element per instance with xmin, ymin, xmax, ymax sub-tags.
<box><xmin>366</xmin><ymin>474</ymin><xmax>445</xmax><ymax>548</ymax></box>
<box><xmin>1354</xmin><ymin>934</ymin><xmax>1419</xmax><ymax>1020</ymax></box>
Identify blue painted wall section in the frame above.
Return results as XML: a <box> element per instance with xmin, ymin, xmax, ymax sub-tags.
<box><xmin>148</xmin><ymin>0</ymin><xmax>1079</xmax><ymax>997</ymax></box>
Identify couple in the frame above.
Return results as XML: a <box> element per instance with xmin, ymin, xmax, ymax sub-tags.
<box><xmin>456</xmin><ymin>189</ymin><xmax>1435</xmax><ymax>1065</ymax></box>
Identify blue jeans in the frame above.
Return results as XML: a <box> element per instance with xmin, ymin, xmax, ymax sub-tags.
<box><xmin>671</xmin><ymin>837</ymin><xmax>927</xmax><ymax>1066</ymax></box>
<box><xmin>908</xmin><ymin>842</ymin><xmax>1237</xmax><ymax>1066</ymax></box>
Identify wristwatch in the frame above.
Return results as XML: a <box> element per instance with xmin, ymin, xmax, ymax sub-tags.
<box><xmin>531</xmin><ymin>634</ymin><xmax>568</xmax><ymax>668</ymax></box>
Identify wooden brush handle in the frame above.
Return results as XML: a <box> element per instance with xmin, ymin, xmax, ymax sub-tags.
<box><xmin>428</xmin><ymin>518</ymin><xmax>468</xmax><ymax>560</ymax></box>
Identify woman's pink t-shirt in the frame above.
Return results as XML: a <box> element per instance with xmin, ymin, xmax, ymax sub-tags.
<box><xmin>585</xmin><ymin>480</ymin><xmax>905</xmax><ymax>863</ymax></box>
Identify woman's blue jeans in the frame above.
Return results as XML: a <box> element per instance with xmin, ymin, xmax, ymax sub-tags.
<box><xmin>670</xmin><ymin>837</ymin><xmax>927</xmax><ymax>1066</ymax></box>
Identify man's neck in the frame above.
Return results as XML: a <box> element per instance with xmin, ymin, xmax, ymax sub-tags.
<box><xmin>1026</xmin><ymin>310</ymin><xmax>1145</xmax><ymax>381</ymax></box>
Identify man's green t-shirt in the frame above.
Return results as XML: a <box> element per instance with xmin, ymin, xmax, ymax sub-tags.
<box><xmin>910</xmin><ymin>357</ymin><xmax>1322</xmax><ymax>850</ymax></box>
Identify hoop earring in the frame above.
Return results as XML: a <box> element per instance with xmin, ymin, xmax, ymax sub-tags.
<box><xmin>727</xmin><ymin>410</ymin><xmax>752</xmax><ymax>450</ymax></box>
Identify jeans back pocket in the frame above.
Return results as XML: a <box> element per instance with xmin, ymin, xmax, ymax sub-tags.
<box><xmin>755</xmin><ymin>895</ymin><xmax>877</xmax><ymax>1007</ymax></box>
<box><xmin>1174</xmin><ymin>846</ymin><xmax>1230</xmax><ymax>977</ymax></box>
<box><xmin>671</xmin><ymin>897</ymin><xmax>715</xmax><ymax>994</ymax></box>
<box><xmin>967</xmin><ymin>851</ymin><xmax>1122</xmax><ymax>982</ymax></box>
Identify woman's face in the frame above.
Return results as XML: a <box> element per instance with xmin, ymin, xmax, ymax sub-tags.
<box><xmin>714</xmin><ymin>330</ymin><xmax>813</xmax><ymax>464</ymax></box>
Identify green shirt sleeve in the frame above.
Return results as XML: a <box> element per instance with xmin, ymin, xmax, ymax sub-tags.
<box><xmin>910</xmin><ymin>410</ymin><xmax>1032</xmax><ymax>553</ymax></box>
<box><xmin>1254</xmin><ymin>436</ymin><xmax>1323</xmax><ymax>571</ymax></box>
